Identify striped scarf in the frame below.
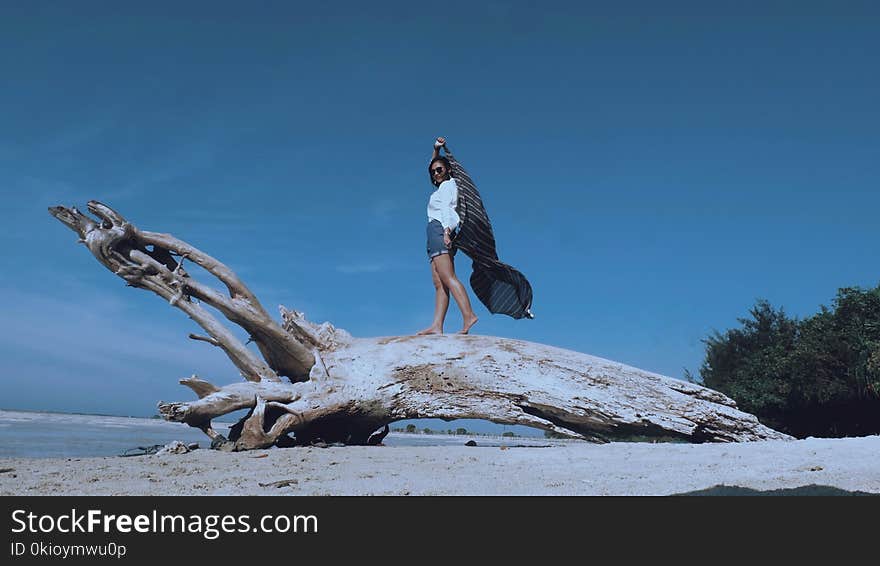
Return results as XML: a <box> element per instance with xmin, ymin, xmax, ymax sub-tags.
<box><xmin>445</xmin><ymin>148</ymin><xmax>534</xmax><ymax>320</ymax></box>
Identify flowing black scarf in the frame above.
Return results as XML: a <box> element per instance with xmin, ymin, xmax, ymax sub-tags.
<box><xmin>444</xmin><ymin>147</ymin><xmax>534</xmax><ymax>319</ymax></box>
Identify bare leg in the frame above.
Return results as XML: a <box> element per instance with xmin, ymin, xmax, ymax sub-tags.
<box><xmin>432</xmin><ymin>253</ymin><xmax>478</xmax><ymax>334</ymax></box>
<box><xmin>417</xmin><ymin>259</ymin><xmax>449</xmax><ymax>335</ymax></box>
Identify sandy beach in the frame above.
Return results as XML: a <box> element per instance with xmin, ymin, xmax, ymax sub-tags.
<box><xmin>2</xmin><ymin>434</ymin><xmax>879</xmax><ymax>496</ymax></box>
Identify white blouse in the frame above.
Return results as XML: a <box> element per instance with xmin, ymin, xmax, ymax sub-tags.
<box><xmin>427</xmin><ymin>178</ymin><xmax>461</xmax><ymax>231</ymax></box>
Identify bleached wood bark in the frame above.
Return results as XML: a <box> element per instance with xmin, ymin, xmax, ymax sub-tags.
<box><xmin>49</xmin><ymin>202</ymin><xmax>314</xmax><ymax>382</ymax></box>
<box><xmin>50</xmin><ymin>201</ymin><xmax>792</xmax><ymax>450</ymax></box>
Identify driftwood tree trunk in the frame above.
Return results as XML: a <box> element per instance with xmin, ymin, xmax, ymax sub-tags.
<box><xmin>49</xmin><ymin>201</ymin><xmax>791</xmax><ymax>450</ymax></box>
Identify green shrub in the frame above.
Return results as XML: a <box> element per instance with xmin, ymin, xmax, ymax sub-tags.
<box><xmin>697</xmin><ymin>285</ymin><xmax>880</xmax><ymax>437</ymax></box>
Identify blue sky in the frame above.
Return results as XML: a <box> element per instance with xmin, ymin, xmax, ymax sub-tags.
<box><xmin>1</xmin><ymin>2</ymin><xmax>878</xmax><ymax>433</ymax></box>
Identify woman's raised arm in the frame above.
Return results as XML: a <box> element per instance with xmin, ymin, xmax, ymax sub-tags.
<box><xmin>431</xmin><ymin>136</ymin><xmax>446</xmax><ymax>161</ymax></box>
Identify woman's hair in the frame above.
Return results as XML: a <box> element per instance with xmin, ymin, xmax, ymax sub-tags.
<box><xmin>428</xmin><ymin>157</ymin><xmax>454</xmax><ymax>187</ymax></box>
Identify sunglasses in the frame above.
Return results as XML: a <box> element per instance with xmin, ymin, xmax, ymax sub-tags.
<box><xmin>432</xmin><ymin>166</ymin><xmax>446</xmax><ymax>174</ymax></box>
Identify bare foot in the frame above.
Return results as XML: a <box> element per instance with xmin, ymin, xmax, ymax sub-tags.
<box><xmin>417</xmin><ymin>326</ymin><xmax>443</xmax><ymax>335</ymax></box>
<box><xmin>458</xmin><ymin>316</ymin><xmax>478</xmax><ymax>334</ymax></box>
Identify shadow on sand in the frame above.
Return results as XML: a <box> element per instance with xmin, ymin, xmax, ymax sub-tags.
<box><xmin>674</xmin><ymin>484</ymin><xmax>877</xmax><ymax>496</ymax></box>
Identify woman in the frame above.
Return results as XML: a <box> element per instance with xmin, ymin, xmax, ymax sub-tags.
<box><xmin>417</xmin><ymin>136</ymin><xmax>479</xmax><ymax>335</ymax></box>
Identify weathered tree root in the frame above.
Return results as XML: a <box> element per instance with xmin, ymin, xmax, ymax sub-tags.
<box><xmin>50</xmin><ymin>201</ymin><xmax>793</xmax><ymax>450</ymax></box>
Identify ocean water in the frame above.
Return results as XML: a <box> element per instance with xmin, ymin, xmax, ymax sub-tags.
<box><xmin>0</xmin><ymin>410</ymin><xmax>229</xmax><ymax>458</ymax></box>
<box><xmin>0</xmin><ymin>410</ymin><xmax>555</xmax><ymax>458</ymax></box>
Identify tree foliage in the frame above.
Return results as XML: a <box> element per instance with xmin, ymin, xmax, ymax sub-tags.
<box><xmin>697</xmin><ymin>285</ymin><xmax>880</xmax><ymax>437</ymax></box>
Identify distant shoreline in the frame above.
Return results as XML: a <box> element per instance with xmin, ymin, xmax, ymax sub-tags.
<box><xmin>0</xmin><ymin>408</ymin><xmax>238</xmax><ymax>424</ymax></box>
<box><xmin>0</xmin><ymin>410</ymin><xmax>557</xmax><ymax>460</ymax></box>
<box><xmin>0</xmin><ymin>408</ymin><xmax>543</xmax><ymax>438</ymax></box>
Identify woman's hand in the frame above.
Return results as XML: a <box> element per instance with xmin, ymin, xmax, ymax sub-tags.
<box><xmin>443</xmin><ymin>228</ymin><xmax>452</xmax><ymax>247</ymax></box>
<box><xmin>434</xmin><ymin>136</ymin><xmax>446</xmax><ymax>149</ymax></box>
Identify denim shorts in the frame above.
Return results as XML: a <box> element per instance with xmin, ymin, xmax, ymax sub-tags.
<box><xmin>426</xmin><ymin>220</ymin><xmax>457</xmax><ymax>261</ymax></box>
